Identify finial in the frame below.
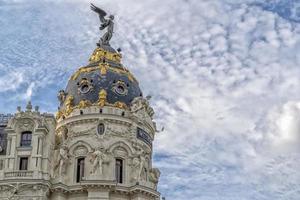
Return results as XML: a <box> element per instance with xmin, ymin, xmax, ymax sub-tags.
<box><xmin>26</xmin><ymin>101</ymin><xmax>32</xmax><ymax>111</ymax></box>
<box><xmin>17</xmin><ymin>106</ymin><xmax>21</xmax><ymax>112</ymax></box>
<box><xmin>57</xmin><ymin>90</ymin><xmax>66</xmax><ymax>104</ymax></box>
<box><xmin>90</xmin><ymin>3</ymin><xmax>114</xmax><ymax>46</ymax></box>
<box><xmin>35</xmin><ymin>106</ymin><xmax>39</xmax><ymax>112</ymax></box>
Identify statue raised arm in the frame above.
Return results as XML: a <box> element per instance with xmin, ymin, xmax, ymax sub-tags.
<box><xmin>90</xmin><ymin>3</ymin><xmax>114</xmax><ymax>46</ymax></box>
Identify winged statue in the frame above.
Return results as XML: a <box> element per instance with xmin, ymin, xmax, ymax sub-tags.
<box><xmin>91</xmin><ymin>3</ymin><xmax>114</xmax><ymax>46</ymax></box>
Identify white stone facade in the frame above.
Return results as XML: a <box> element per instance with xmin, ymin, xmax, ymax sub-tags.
<box><xmin>0</xmin><ymin>97</ymin><xmax>160</xmax><ymax>199</ymax></box>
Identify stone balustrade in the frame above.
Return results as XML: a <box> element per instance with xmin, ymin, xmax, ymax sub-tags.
<box><xmin>4</xmin><ymin>170</ymin><xmax>33</xmax><ymax>178</ymax></box>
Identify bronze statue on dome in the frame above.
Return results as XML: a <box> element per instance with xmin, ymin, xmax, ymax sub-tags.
<box><xmin>91</xmin><ymin>3</ymin><xmax>114</xmax><ymax>46</ymax></box>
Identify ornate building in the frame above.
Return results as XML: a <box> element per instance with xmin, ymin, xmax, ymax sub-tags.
<box><xmin>0</xmin><ymin>4</ymin><xmax>160</xmax><ymax>200</ymax></box>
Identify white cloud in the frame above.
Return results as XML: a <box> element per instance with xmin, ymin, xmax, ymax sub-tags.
<box><xmin>0</xmin><ymin>0</ymin><xmax>300</xmax><ymax>199</ymax></box>
<box><xmin>267</xmin><ymin>101</ymin><xmax>300</xmax><ymax>149</ymax></box>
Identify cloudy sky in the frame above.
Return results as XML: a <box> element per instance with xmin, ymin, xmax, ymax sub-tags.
<box><xmin>1</xmin><ymin>0</ymin><xmax>300</xmax><ymax>199</ymax></box>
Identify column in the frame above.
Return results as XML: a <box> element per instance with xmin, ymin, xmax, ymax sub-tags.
<box><xmin>38</xmin><ymin>137</ymin><xmax>43</xmax><ymax>170</ymax></box>
<box><xmin>9</xmin><ymin>135</ymin><xmax>17</xmax><ymax>170</ymax></box>
<box><xmin>32</xmin><ymin>134</ymin><xmax>39</xmax><ymax>170</ymax></box>
<box><xmin>5</xmin><ymin>137</ymin><xmax>11</xmax><ymax>169</ymax></box>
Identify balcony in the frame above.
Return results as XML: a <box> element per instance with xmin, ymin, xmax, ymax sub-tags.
<box><xmin>4</xmin><ymin>170</ymin><xmax>33</xmax><ymax>178</ymax></box>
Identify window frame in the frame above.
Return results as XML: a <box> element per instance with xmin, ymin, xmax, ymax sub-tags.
<box><xmin>19</xmin><ymin>157</ymin><xmax>29</xmax><ymax>170</ymax></box>
<box><xmin>20</xmin><ymin>131</ymin><xmax>32</xmax><ymax>147</ymax></box>
<box><xmin>115</xmin><ymin>158</ymin><xmax>124</xmax><ymax>184</ymax></box>
<box><xmin>76</xmin><ymin>157</ymin><xmax>85</xmax><ymax>183</ymax></box>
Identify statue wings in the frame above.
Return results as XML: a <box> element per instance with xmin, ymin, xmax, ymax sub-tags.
<box><xmin>90</xmin><ymin>3</ymin><xmax>107</xmax><ymax>23</ymax></box>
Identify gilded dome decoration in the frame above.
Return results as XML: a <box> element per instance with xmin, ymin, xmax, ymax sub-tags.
<box><xmin>89</xmin><ymin>47</ymin><xmax>122</xmax><ymax>64</ymax></box>
<box><xmin>98</xmin><ymin>89</ymin><xmax>107</xmax><ymax>107</ymax></box>
<box><xmin>57</xmin><ymin>43</ymin><xmax>142</xmax><ymax>119</ymax></box>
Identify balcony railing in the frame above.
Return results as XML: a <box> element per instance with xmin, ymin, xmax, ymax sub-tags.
<box><xmin>4</xmin><ymin>171</ymin><xmax>33</xmax><ymax>178</ymax></box>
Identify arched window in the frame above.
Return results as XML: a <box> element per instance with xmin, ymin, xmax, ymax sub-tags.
<box><xmin>76</xmin><ymin>157</ymin><xmax>85</xmax><ymax>182</ymax></box>
<box><xmin>115</xmin><ymin>159</ymin><xmax>123</xmax><ymax>184</ymax></box>
<box><xmin>20</xmin><ymin>131</ymin><xmax>32</xmax><ymax>147</ymax></box>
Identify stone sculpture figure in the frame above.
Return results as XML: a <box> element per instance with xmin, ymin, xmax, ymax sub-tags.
<box><xmin>132</xmin><ymin>157</ymin><xmax>141</xmax><ymax>182</ymax></box>
<box><xmin>139</xmin><ymin>156</ymin><xmax>148</xmax><ymax>181</ymax></box>
<box><xmin>130</xmin><ymin>97</ymin><xmax>144</xmax><ymax>113</ymax></box>
<box><xmin>90</xmin><ymin>147</ymin><xmax>110</xmax><ymax>175</ymax></box>
<box><xmin>56</xmin><ymin>145</ymin><xmax>69</xmax><ymax>177</ymax></box>
<box><xmin>149</xmin><ymin>168</ymin><xmax>161</xmax><ymax>189</ymax></box>
<box><xmin>132</xmin><ymin>149</ymin><xmax>149</xmax><ymax>182</ymax></box>
<box><xmin>130</xmin><ymin>96</ymin><xmax>154</xmax><ymax>118</ymax></box>
<box><xmin>91</xmin><ymin>3</ymin><xmax>114</xmax><ymax>46</ymax></box>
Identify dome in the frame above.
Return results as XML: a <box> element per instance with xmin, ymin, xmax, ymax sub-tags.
<box><xmin>56</xmin><ymin>44</ymin><xmax>142</xmax><ymax>119</ymax></box>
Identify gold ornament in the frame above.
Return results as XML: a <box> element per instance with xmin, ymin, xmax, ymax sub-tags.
<box><xmin>99</xmin><ymin>63</ymin><xmax>108</xmax><ymax>75</ymax></box>
<box><xmin>78</xmin><ymin>100</ymin><xmax>92</xmax><ymax>109</ymax></box>
<box><xmin>98</xmin><ymin>89</ymin><xmax>107</xmax><ymax>107</ymax></box>
<box><xmin>89</xmin><ymin>47</ymin><xmax>122</xmax><ymax>64</ymax></box>
<box><xmin>55</xmin><ymin>110</ymin><xmax>64</xmax><ymax>120</ymax></box>
<box><xmin>65</xmin><ymin>95</ymin><xmax>74</xmax><ymax>116</ymax></box>
<box><xmin>113</xmin><ymin>101</ymin><xmax>127</xmax><ymax>109</ymax></box>
<box><xmin>71</xmin><ymin>66</ymin><xmax>96</xmax><ymax>81</ymax></box>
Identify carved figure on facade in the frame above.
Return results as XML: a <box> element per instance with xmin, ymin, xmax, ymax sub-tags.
<box><xmin>149</xmin><ymin>168</ymin><xmax>161</xmax><ymax>189</ymax></box>
<box><xmin>130</xmin><ymin>97</ymin><xmax>154</xmax><ymax>119</ymax></box>
<box><xmin>55</xmin><ymin>145</ymin><xmax>70</xmax><ymax>177</ymax></box>
<box><xmin>89</xmin><ymin>147</ymin><xmax>111</xmax><ymax>175</ymax></box>
<box><xmin>106</xmin><ymin>124</ymin><xmax>130</xmax><ymax>138</ymax></box>
<box><xmin>131</xmin><ymin>157</ymin><xmax>141</xmax><ymax>182</ymax></box>
<box><xmin>131</xmin><ymin>148</ymin><xmax>150</xmax><ymax>182</ymax></box>
<box><xmin>69</xmin><ymin>126</ymin><xmax>96</xmax><ymax>139</ymax></box>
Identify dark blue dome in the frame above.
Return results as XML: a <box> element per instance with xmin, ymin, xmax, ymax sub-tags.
<box><xmin>57</xmin><ymin>45</ymin><xmax>143</xmax><ymax>115</ymax></box>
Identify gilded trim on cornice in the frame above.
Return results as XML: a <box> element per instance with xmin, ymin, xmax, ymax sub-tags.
<box><xmin>89</xmin><ymin>47</ymin><xmax>122</xmax><ymax>64</ymax></box>
<box><xmin>70</xmin><ymin>65</ymin><xmax>138</xmax><ymax>83</ymax></box>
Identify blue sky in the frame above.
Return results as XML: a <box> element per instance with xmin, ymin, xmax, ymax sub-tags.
<box><xmin>1</xmin><ymin>0</ymin><xmax>300</xmax><ymax>199</ymax></box>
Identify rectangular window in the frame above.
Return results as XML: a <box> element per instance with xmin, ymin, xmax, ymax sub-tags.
<box><xmin>19</xmin><ymin>157</ymin><xmax>28</xmax><ymax>170</ymax></box>
<box><xmin>76</xmin><ymin>158</ymin><xmax>85</xmax><ymax>182</ymax></box>
<box><xmin>115</xmin><ymin>159</ymin><xmax>123</xmax><ymax>184</ymax></box>
<box><xmin>20</xmin><ymin>132</ymin><xmax>32</xmax><ymax>147</ymax></box>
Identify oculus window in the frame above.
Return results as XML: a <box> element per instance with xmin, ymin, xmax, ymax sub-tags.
<box><xmin>97</xmin><ymin>123</ymin><xmax>105</xmax><ymax>135</ymax></box>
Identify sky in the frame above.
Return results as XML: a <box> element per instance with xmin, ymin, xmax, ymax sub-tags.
<box><xmin>0</xmin><ymin>0</ymin><xmax>300</xmax><ymax>199</ymax></box>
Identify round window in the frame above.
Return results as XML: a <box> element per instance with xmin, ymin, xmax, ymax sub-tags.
<box><xmin>116</xmin><ymin>85</ymin><xmax>125</xmax><ymax>94</ymax></box>
<box><xmin>80</xmin><ymin>84</ymin><xmax>90</xmax><ymax>94</ymax></box>
<box><xmin>97</xmin><ymin>123</ymin><xmax>105</xmax><ymax>135</ymax></box>
<box><xmin>113</xmin><ymin>81</ymin><xmax>128</xmax><ymax>96</ymax></box>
